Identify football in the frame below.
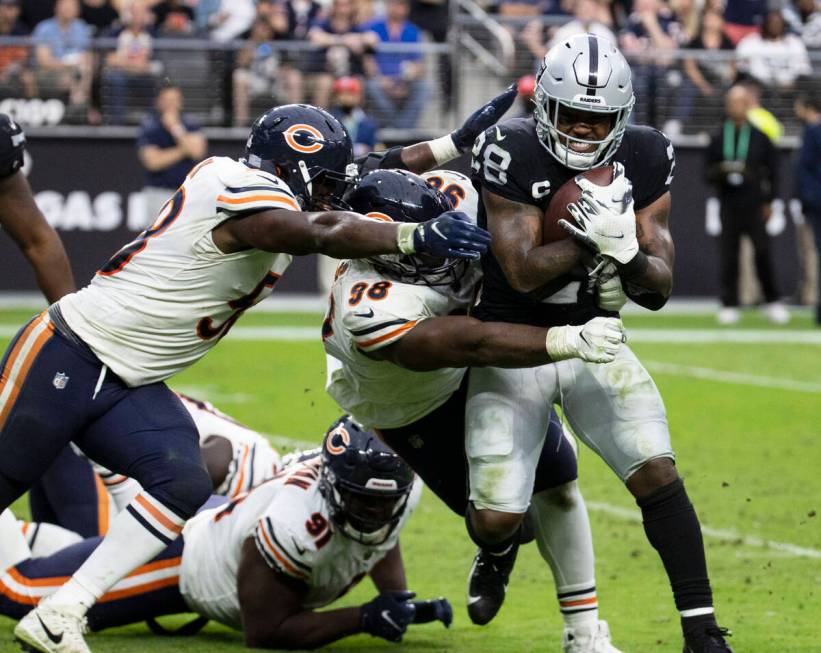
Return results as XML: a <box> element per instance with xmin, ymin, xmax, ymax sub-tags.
<box><xmin>542</xmin><ymin>165</ymin><xmax>615</xmax><ymax>243</ymax></box>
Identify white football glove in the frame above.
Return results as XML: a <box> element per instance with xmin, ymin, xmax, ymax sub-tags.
<box><xmin>546</xmin><ymin>317</ymin><xmax>626</xmax><ymax>364</ymax></box>
<box><xmin>594</xmin><ymin>260</ymin><xmax>627</xmax><ymax>312</ymax></box>
<box><xmin>560</xmin><ymin>162</ymin><xmax>639</xmax><ymax>265</ymax></box>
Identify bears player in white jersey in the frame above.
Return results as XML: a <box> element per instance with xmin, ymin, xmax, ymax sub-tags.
<box><xmin>468</xmin><ymin>35</ymin><xmax>732</xmax><ymax>653</ymax></box>
<box><xmin>323</xmin><ymin>168</ymin><xmax>626</xmax><ymax>652</ymax></box>
<box><xmin>0</xmin><ymin>114</ymin><xmax>75</xmax><ymax>303</ymax></box>
<box><xmin>0</xmin><ymin>418</ymin><xmax>454</xmax><ymax>649</ymax></box>
<box><xmin>0</xmin><ymin>103</ymin><xmax>493</xmax><ymax>653</ymax></box>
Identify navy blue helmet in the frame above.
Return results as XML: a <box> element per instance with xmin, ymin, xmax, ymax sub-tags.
<box><xmin>319</xmin><ymin>415</ymin><xmax>415</xmax><ymax>545</ymax></box>
<box><xmin>0</xmin><ymin>114</ymin><xmax>25</xmax><ymax>179</ymax></box>
<box><xmin>343</xmin><ymin>169</ymin><xmax>468</xmax><ymax>286</ymax></box>
<box><xmin>244</xmin><ymin>104</ymin><xmax>354</xmax><ymax>210</ymax></box>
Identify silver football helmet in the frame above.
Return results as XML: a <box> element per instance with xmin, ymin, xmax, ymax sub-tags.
<box><xmin>533</xmin><ymin>33</ymin><xmax>635</xmax><ymax>170</ymax></box>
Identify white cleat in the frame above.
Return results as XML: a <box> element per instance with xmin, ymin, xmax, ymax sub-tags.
<box><xmin>14</xmin><ymin>600</ymin><xmax>91</xmax><ymax>653</ymax></box>
<box><xmin>762</xmin><ymin>302</ymin><xmax>790</xmax><ymax>325</ymax></box>
<box><xmin>563</xmin><ymin>620</ymin><xmax>624</xmax><ymax>653</ymax></box>
<box><xmin>716</xmin><ymin>307</ymin><xmax>740</xmax><ymax>325</ymax></box>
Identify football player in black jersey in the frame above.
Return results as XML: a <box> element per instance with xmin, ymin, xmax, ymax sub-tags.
<box><xmin>0</xmin><ymin>114</ymin><xmax>75</xmax><ymax>302</ymax></box>
<box><xmin>466</xmin><ymin>35</ymin><xmax>732</xmax><ymax>653</ymax></box>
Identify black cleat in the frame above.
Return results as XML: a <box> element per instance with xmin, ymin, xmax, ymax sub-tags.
<box><xmin>683</xmin><ymin>625</ymin><xmax>734</xmax><ymax>653</ymax></box>
<box><xmin>466</xmin><ymin>543</ymin><xmax>519</xmax><ymax>625</ymax></box>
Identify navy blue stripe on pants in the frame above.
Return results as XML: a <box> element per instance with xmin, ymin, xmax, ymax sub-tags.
<box><xmin>0</xmin><ymin>537</ymin><xmax>187</xmax><ymax>631</ymax></box>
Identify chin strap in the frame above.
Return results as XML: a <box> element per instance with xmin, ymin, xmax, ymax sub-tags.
<box><xmin>298</xmin><ymin>160</ymin><xmax>312</xmax><ymax>199</ymax></box>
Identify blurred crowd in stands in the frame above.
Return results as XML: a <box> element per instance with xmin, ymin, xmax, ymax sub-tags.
<box><xmin>0</xmin><ymin>0</ymin><xmax>820</xmax><ymax>134</ymax></box>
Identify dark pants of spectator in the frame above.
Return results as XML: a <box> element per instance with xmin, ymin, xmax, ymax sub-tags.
<box><xmin>102</xmin><ymin>70</ymin><xmax>156</xmax><ymax>124</ymax></box>
<box><xmin>806</xmin><ymin>210</ymin><xmax>821</xmax><ymax>324</ymax></box>
<box><xmin>672</xmin><ymin>74</ymin><xmax>727</xmax><ymax>126</ymax></box>
<box><xmin>366</xmin><ymin>77</ymin><xmax>429</xmax><ymax>129</ymax></box>
<box><xmin>631</xmin><ymin>64</ymin><xmax>667</xmax><ymax>126</ymax></box>
<box><xmin>718</xmin><ymin>203</ymin><xmax>779</xmax><ymax>307</ymax></box>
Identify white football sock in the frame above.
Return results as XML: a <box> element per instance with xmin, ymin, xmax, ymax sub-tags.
<box><xmin>23</xmin><ymin>522</ymin><xmax>84</xmax><ymax>558</ymax></box>
<box><xmin>531</xmin><ymin>482</ymin><xmax>599</xmax><ymax>628</ymax></box>
<box><xmin>0</xmin><ymin>509</ymin><xmax>31</xmax><ymax>570</ymax></box>
<box><xmin>47</xmin><ymin>492</ymin><xmax>184</xmax><ymax>613</ymax></box>
<box><xmin>90</xmin><ymin>461</ymin><xmax>142</xmax><ymax>514</ymax></box>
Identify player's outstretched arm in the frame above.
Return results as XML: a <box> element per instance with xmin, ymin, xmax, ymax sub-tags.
<box><xmin>238</xmin><ymin>539</ymin><xmax>362</xmax><ymax>650</ymax></box>
<box><xmin>370</xmin><ymin>315</ymin><xmax>625</xmax><ymax>369</ymax></box>
<box><xmin>0</xmin><ymin>171</ymin><xmax>75</xmax><ymax>302</ymax></box>
<box><xmin>214</xmin><ymin>209</ymin><xmax>490</xmax><ymax>261</ymax></box>
<box><xmin>483</xmin><ymin>188</ymin><xmax>585</xmax><ymax>294</ymax></box>
<box><xmin>369</xmin><ymin>543</ymin><xmax>407</xmax><ymax>592</ymax></box>
<box><xmin>616</xmin><ymin>191</ymin><xmax>674</xmax><ymax>311</ymax></box>
<box><xmin>395</xmin><ymin>84</ymin><xmax>518</xmax><ymax>174</ymax></box>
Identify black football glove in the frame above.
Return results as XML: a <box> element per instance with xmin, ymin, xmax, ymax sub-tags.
<box><xmin>450</xmin><ymin>83</ymin><xmax>518</xmax><ymax>152</ymax></box>
<box><xmin>411</xmin><ymin>598</ymin><xmax>452</xmax><ymax>628</ymax></box>
<box><xmin>361</xmin><ymin>590</ymin><xmax>417</xmax><ymax>642</ymax></box>
<box><xmin>414</xmin><ymin>211</ymin><xmax>491</xmax><ymax>260</ymax></box>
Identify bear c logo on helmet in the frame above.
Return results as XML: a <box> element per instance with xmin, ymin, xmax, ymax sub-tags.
<box><xmin>326</xmin><ymin>425</ymin><xmax>351</xmax><ymax>455</ymax></box>
<box><xmin>284</xmin><ymin>124</ymin><xmax>325</xmax><ymax>154</ymax></box>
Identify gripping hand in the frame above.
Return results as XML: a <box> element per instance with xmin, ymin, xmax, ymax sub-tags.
<box><xmin>594</xmin><ymin>260</ymin><xmax>628</xmax><ymax>311</ymax></box>
<box><xmin>404</xmin><ymin>211</ymin><xmax>491</xmax><ymax>259</ymax></box>
<box><xmin>411</xmin><ymin>598</ymin><xmax>453</xmax><ymax>628</ymax></box>
<box><xmin>361</xmin><ymin>591</ymin><xmax>417</xmax><ymax>642</ymax></box>
<box><xmin>560</xmin><ymin>162</ymin><xmax>639</xmax><ymax>264</ymax></box>
<box><xmin>450</xmin><ymin>83</ymin><xmax>518</xmax><ymax>152</ymax></box>
<box><xmin>546</xmin><ymin>317</ymin><xmax>626</xmax><ymax>364</ymax></box>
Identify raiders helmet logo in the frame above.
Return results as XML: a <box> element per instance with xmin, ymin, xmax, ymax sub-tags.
<box><xmin>283</xmin><ymin>124</ymin><xmax>325</xmax><ymax>154</ymax></box>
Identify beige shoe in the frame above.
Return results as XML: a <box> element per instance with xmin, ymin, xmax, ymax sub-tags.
<box><xmin>717</xmin><ymin>307</ymin><xmax>740</xmax><ymax>325</ymax></box>
<box><xmin>563</xmin><ymin>620</ymin><xmax>624</xmax><ymax>653</ymax></box>
<box><xmin>762</xmin><ymin>302</ymin><xmax>790</xmax><ymax>325</ymax></box>
<box><xmin>14</xmin><ymin>599</ymin><xmax>91</xmax><ymax>653</ymax></box>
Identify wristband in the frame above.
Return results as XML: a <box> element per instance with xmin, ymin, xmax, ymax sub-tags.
<box><xmin>545</xmin><ymin>326</ymin><xmax>574</xmax><ymax>362</ymax></box>
<box><xmin>427</xmin><ymin>135</ymin><xmax>460</xmax><ymax>166</ymax></box>
<box><xmin>396</xmin><ymin>223</ymin><xmax>417</xmax><ymax>254</ymax></box>
<box><xmin>616</xmin><ymin>250</ymin><xmax>650</xmax><ymax>280</ymax></box>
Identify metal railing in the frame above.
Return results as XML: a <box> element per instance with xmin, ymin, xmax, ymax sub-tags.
<box><xmin>2</xmin><ymin>33</ymin><xmax>820</xmax><ymax>139</ymax></box>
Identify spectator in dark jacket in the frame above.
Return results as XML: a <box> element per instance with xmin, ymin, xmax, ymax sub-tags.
<box><xmin>794</xmin><ymin>92</ymin><xmax>821</xmax><ymax>323</ymax></box>
<box><xmin>137</xmin><ymin>85</ymin><xmax>207</xmax><ymax>226</ymax></box>
<box><xmin>706</xmin><ymin>84</ymin><xmax>789</xmax><ymax>325</ymax></box>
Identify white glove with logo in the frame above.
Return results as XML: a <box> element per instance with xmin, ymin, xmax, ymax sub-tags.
<box><xmin>594</xmin><ymin>260</ymin><xmax>628</xmax><ymax>312</ymax></box>
<box><xmin>546</xmin><ymin>317</ymin><xmax>626</xmax><ymax>364</ymax></box>
<box><xmin>560</xmin><ymin>162</ymin><xmax>639</xmax><ymax>265</ymax></box>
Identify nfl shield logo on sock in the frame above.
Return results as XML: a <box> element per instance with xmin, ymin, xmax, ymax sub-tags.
<box><xmin>52</xmin><ymin>372</ymin><xmax>69</xmax><ymax>390</ymax></box>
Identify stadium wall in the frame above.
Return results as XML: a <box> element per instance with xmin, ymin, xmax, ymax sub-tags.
<box><xmin>0</xmin><ymin>134</ymin><xmax>802</xmax><ymax>298</ymax></box>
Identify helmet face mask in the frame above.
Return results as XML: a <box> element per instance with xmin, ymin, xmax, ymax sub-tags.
<box><xmin>319</xmin><ymin>417</ymin><xmax>415</xmax><ymax>546</ymax></box>
<box><xmin>533</xmin><ymin>34</ymin><xmax>635</xmax><ymax>171</ymax></box>
<box><xmin>343</xmin><ymin>169</ymin><xmax>469</xmax><ymax>289</ymax></box>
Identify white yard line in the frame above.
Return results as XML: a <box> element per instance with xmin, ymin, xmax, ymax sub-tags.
<box><xmin>627</xmin><ymin>329</ymin><xmax>821</xmax><ymax>344</ymax></box>
<box><xmin>643</xmin><ymin>360</ymin><xmax>821</xmax><ymax>394</ymax></box>
<box><xmin>586</xmin><ymin>501</ymin><xmax>821</xmax><ymax>559</ymax></box>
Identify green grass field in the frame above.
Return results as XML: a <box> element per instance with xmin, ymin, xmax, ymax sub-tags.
<box><xmin>0</xmin><ymin>307</ymin><xmax>818</xmax><ymax>653</ymax></box>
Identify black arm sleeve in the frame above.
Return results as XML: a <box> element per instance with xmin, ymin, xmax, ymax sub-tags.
<box><xmin>356</xmin><ymin>147</ymin><xmax>408</xmax><ymax>176</ymax></box>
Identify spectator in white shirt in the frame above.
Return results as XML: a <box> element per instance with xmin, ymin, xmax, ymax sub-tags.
<box><xmin>736</xmin><ymin>9</ymin><xmax>812</xmax><ymax>88</ymax></box>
